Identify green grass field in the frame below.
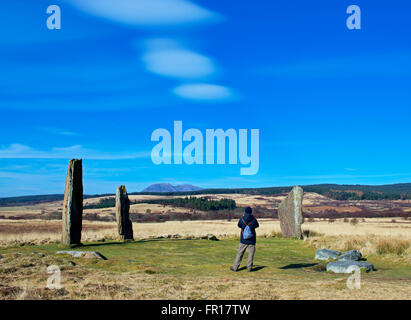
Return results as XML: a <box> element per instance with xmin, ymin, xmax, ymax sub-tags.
<box><xmin>1</xmin><ymin>238</ymin><xmax>410</xmax><ymax>299</ymax></box>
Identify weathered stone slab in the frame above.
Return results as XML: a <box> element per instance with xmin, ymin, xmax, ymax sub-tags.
<box><xmin>62</xmin><ymin>159</ymin><xmax>83</xmax><ymax>245</ymax></box>
<box><xmin>338</xmin><ymin>249</ymin><xmax>362</xmax><ymax>261</ymax></box>
<box><xmin>115</xmin><ymin>185</ymin><xmax>133</xmax><ymax>240</ymax></box>
<box><xmin>326</xmin><ymin>260</ymin><xmax>374</xmax><ymax>273</ymax></box>
<box><xmin>278</xmin><ymin>186</ymin><xmax>304</xmax><ymax>239</ymax></box>
<box><xmin>56</xmin><ymin>251</ymin><xmax>107</xmax><ymax>260</ymax></box>
<box><xmin>315</xmin><ymin>249</ymin><xmax>341</xmax><ymax>260</ymax></box>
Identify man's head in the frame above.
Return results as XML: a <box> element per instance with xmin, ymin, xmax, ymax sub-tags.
<box><xmin>245</xmin><ymin>206</ymin><xmax>252</xmax><ymax>215</ymax></box>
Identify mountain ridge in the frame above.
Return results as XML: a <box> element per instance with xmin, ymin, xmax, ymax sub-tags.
<box><xmin>141</xmin><ymin>183</ymin><xmax>203</xmax><ymax>193</ymax></box>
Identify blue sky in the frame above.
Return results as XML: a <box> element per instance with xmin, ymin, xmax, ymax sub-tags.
<box><xmin>1</xmin><ymin>0</ymin><xmax>411</xmax><ymax>196</ymax></box>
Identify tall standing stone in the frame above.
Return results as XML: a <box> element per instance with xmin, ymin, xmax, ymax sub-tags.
<box><xmin>115</xmin><ymin>185</ymin><xmax>133</xmax><ymax>240</ymax></box>
<box><xmin>62</xmin><ymin>159</ymin><xmax>83</xmax><ymax>245</ymax></box>
<box><xmin>278</xmin><ymin>186</ymin><xmax>304</xmax><ymax>239</ymax></box>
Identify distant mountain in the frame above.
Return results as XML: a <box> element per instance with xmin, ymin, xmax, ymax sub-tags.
<box><xmin>141</xmin><ymin>183</ymin><xmax>203</xmax><ymax>193</ymax></box>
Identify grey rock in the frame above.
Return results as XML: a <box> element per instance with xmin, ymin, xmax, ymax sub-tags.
<box><xmin>21</xmin><ymin>263</ymin><xmax>34</xmax><ymax>268</ymax></box>
<box><xmin>32</xmin><ymin>252</ymin><xmax>46</xmax><ymax>257</ymax></box>
<box><xmin>115</xmin><ymin>185</ymin><xmax>133</xmax><ymax>240</ymax></box>
<box><xmin>326</xmin><ymin>260</ymin><xmax>374</xmax><ymax>273</ymax></box>
<box><xmin>315</xmin><ymin>249</ymin><xmax>341</xmax><ymax>260</ymax></box>
<box><xmin>62</xmin><ymin>159</ymin><xmax>83</xmax><ymax>245</ymax></box>
<box><xmin>206</xmin><ymin>234</ymin><xmax>218</xmax><ymax>241</ymax></box>
<box><xmin>278</xmin><ymin>186</ymin><xmax>304</xmax><ymax>239</ymax></box>
<box><xmin>56</xmin><ymin>250</ymin><xmax>107</xmax><ymax>260</ymax></box>
<box><xmin>200</xmin><ymin>234</ymin><xmax>219</xmax><ymax>240</ymax></box>
<box><xmin>338</xmin><ymin>249</ymin><xmax>362</xmax><ymax>261</ymax></box>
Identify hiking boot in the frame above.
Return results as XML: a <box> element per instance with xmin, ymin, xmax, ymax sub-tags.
<box><xmin>230</xmin><ymin>266</ymin><xmax>237</xmax><ymax>272</ymax></box>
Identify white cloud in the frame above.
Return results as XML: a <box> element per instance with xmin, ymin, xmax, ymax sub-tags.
<box><xmin>142</xmin><ymin>39</ymin><xmax>215</xmax><ymax>79</ymax></box>
<box><xmin>66</xmin><ymin>0</ymin><xmax>221</xmax><ymax>27</ymax></box>
<box><xmin>172</xmin><ymin>83</ymin><xmax>234</xmax><ymax>101</ymax></box>
<box><xmin>36</xmin><ymin>126</ymin><xmax>80</xmax><ymax>136</ymax></box>
<box><xmin>0</xmin><ymin>144</ymin><xmax>149</xmax><ymax>160</ymax></box>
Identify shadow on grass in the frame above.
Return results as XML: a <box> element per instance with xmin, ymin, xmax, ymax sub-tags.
<box><xmin>80</xmin><ymin>242</ymin><xmax>125</xmax><ymax>248</ymax></box>
<box><xmin>250</xmin><ymin>266</ymin><xmax>266</xmax><ymax>272</ymax></box>
<box><xmin>279</xmin><ymin>263</ymin><xmax>318</xmax><ymax>270</ymax></box>
<box><xmin>237</xmin><ymin>266</ymin><xmax>266</xmax><ymax>272</ymax></box>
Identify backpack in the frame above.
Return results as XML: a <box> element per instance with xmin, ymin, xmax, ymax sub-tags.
<box><xmin>242</xmin><ymin>217</ymin><xmax>254</xmax><ymax>240</ymax></box>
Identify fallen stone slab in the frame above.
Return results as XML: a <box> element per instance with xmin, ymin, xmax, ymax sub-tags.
<box><xmin>21</xmin><ymin>263</ymin><xmax>35</xmax><ymax>268</ymax></box>
<box><xmin>338</xmin><ymin>249</ymin><xmax>362</xmax><ymax>261</ymax></box>
<box><xmin>31</xmin><ymin>252</ymin><xmax>46</xmax><ymax>257</ymax></box>
<box><xmin>326</xmin><ymin>260</ymin><xmax>374</xmax><ymax>273</ymax></box>
<box><xmin>56</xmin><ymin>251</ymin><xmax>107</xmax><ymax>260</ymax></box>
<box><xmin>315</xmin><ymin>249</ymin><xmax>341</xmax><ymax>260</ymax></box>
<box><xmin>201</xmin><ymin>234</ymin><xmax>219</xmax><ymax>241</ymax></box>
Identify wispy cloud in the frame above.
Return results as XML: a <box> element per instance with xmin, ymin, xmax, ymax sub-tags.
<box><xmin>172</xmin><ymin>83</ymin><xmax>235</xmax><ymax>101</ymax></box>
<box><xmin>283</xmin><ymin>173</ymin><xmax>411</xmax><ymax>180</ymax></box>
<box><xmin>141</xmin><ymin>38</ymin><xmax>237</xmax><ymax>102</ymax></box>
<box><xmin>36</xmin><ymin>126</ymin><xmax>80</xmax><ymax>136</ymax></box>
<box><xmin>0</xmin><ymin>144</ymin><xmax>149</xmax><ymax>160</ymax></box>
<box><xmin>67</xmin><ymin>0</ymin><xmax>221</xmax><ymax>27</ymax></box>
<box><xmin>263</xmin><ymin>52</ymin><xmax>411</xmax><ymax>79</ymax></box>
<box><xmin>142</xmin><ymin>39</ymin><xmax>216</xmax><ymax>79</ymax></box>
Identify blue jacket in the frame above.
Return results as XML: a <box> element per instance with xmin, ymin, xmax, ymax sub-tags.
<box><xmin>238</xmin><ymin>213</ymin><xmax>259</xmax><ymax>245</ymax></box>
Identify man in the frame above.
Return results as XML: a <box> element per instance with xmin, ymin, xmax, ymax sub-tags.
<box><xmin>230</xmin><ymin>206</ymin><xmax>259</xmax><ymax>272</ymax></box>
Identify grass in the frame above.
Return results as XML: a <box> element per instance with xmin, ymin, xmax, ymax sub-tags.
<box><xmin>1</xmin><ymin>237</ymin><xmax>410</xmax><ymax>300</ymax></box>
<box><xmin>376</xmin><ymin>238</ymin><xmax>410</xmax><ymax>256</ymax></box>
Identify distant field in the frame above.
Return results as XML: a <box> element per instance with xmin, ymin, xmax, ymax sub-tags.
<box><xmin>0</xmin><ymin>217</ymin><xmax>410</xmax><ymax>244</ymax></box>
<box><xmin>1</xmin><ymin>192</ymin><xmax>410</xmax><ymax>223</ymax></box>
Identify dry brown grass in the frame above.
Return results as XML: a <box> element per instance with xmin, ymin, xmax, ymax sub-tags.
<box><xmin>1</xmin><ymin>252</ymin><xmax>409</xmax><ymax>300</ymax></box>
<box><xmin>375</xmin><ymin>238</ymin><xmax>410</xmax><ymax>256</ymax></box>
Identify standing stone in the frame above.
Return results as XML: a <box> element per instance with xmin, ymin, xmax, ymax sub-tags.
<box><xmin>62</xmin><ymin>159</ymin><xmax>83</xmax><ymax>245</ymax></box>
<box><xmin>278</xmin><ymin>186</ymin><xmax>304</xmax><ymax>239</ymax></box>
<box><xmin>115</xmin><ymin>185</ymin><xmax>133</xmax><ymax>240</ymax></box>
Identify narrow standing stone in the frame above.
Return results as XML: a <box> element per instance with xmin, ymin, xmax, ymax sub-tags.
<box><xmin>62</xmin><ymin>159</ymin><xmax>83</xmax><ymax>245</ymax></box>
<box><xmin>278</xmin><ymin>186</ymin><xmax>304</xmax><ymax>239</ymax></box>
<box><xmin>115</xmin><ymin>185</ymin><xmax>133</xmax><ymax>240</ymax></box>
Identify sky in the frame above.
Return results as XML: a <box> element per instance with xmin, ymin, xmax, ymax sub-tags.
<box><xmin>0</xmin><ymin>0</ymin><xmax>411</xmax><ymax>197</ymax></box>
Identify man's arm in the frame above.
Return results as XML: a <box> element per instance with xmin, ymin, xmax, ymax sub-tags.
<box><xmin>253</xmin><ymin>218</ymin><xmax>259</xmax><ymax>229</ymax></box>
<box><xmin>238</xmin><ymin>219</ymin><xmax>243</xmax><ymax>228</ymax></box>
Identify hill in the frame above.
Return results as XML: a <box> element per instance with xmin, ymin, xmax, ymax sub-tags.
<box><xmin>141</xmin><ymin>183</ymin><xmax>203</xmax><ymax>193</ymax></box>
<box><xmin>1</xmin><ymin>183</ymin><xmax>411</xmax><ymax>207</ymax></box>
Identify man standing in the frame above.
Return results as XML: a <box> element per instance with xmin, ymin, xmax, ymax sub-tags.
<box><xmin>230</xmin><ymin>206</ymin><xmax>259</xmax><ymax>272</ymax></box>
